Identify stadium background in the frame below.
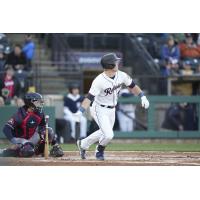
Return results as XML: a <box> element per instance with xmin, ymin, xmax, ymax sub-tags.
<box><xmin>1</xmin><ymin>33</ymin><xmax>200</xmax><ymax>164</ymax></box>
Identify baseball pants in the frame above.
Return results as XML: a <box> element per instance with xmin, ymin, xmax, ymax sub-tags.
<box><xmin>81</xmin><ymin>101</ymin><xmax>115</xmax><ymax>149</ymax></box>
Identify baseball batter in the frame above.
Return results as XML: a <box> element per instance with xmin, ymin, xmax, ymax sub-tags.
<box><xmin>76</xmin><ymin>53</ymin><xmax>149</xmax><ymax>160</ymax></box>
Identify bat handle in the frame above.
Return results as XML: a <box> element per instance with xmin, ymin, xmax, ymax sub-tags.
<box><xmin>45</xmin><ymin>115</ymin><xmax>49</xmax><ymax>127</ymax></box>
<box><xmin>44</xmin><ymin>115</ymin><xmax>49</xmax><ymax>159</ymax></box>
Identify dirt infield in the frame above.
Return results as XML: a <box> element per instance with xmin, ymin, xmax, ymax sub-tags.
<box><xmin>1</xmin><ymin>151</ymin><xmax>200</xmax><ymax>166</ymax></box>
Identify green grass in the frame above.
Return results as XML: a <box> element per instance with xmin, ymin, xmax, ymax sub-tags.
<box><xmin>62</xmin><ymin>143</ymin><xmax>200</xmax><ymax>152</ymax></box>
<box><xmin>1</xmin><ymin>143</ymin><xmax>200</xmax><ymax>152</ymax></box>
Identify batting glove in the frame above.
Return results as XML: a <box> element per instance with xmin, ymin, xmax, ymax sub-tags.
<box><xmin>141</xmin><ymin>96</ymin><xmax>150</xmax><ymax>109</ymax></box>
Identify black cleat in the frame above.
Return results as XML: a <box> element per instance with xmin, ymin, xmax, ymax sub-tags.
<box><xmin>95</xmin><ymin>145</ymin><xmax>105</xmax><ymax>161</ymax></box>
<box><xmin>77</xmin><ymin>140</ymin><xmax>86</xmax><ymax>159</ymax></box>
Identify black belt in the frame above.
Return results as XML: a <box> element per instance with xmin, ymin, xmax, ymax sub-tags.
<box><xmin>100</xmin><ymin>104</ymin><xmax>115</xmax><ymax>109</ymax></box>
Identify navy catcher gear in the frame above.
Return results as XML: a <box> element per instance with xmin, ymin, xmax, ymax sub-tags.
<box><xmin>19</xmin><ymin>142</ymin><xmax>35</xmax><ymax>157</ymax></box>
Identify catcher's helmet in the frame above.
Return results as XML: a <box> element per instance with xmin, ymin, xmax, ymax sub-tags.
<box><xmin>100</xmin><ymin>53</ymin><xmax>121</xmax><ymax>69</ymax></box>
<box><xmin>24</xmin><ymin>92</ymin><xmax>44</xmax><ymax>112</ymax></box>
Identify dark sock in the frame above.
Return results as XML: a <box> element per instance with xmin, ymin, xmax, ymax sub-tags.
<box><xmin>97</xmin><ymin>145</ymin><xmax>105</xmax><ymax>152</ymax></box>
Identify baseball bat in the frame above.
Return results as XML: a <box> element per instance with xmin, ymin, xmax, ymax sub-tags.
<box><xmin>44</xmin><ymin>115</ymin><xmax>49</xmax><ymax>159</ymax></box>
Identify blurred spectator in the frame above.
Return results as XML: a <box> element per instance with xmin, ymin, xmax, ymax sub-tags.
<box><xmin>161</xmin><ymin>35</ymin><xmax>180</xmax><ymax>76</ymax></box>
<box><xmin>0</xmin><ymin>65</ymin><xmax>21</xmax><ymax>104</ymax></box>
<box><xmin>14</xmin><ymin>97</ymin><xmax>25</xmax><ymax>107</ymax></box>
<box><xmin>22</xmin><ymin>34</ymin><xmax>35</xmax><ymax>71</ymax></box>
<box><xmin>179</xmin><ymin>34</ymin><xmax>200</xmax><ymax>73</ymax></box>
<box><xmin>117</xmin><ymin>88</ymin><xmax>136</xmax><ymax>132</ymax></box>
<box><xmin>0</xmin><ymin>96</ymin><xmax>5</xmax><ymax>106</ymax></box>
<box><xmin>0</xmin><ymin>43</ymin><xmax>11</xmax><ymax>71</ymax></box>
<box><xmin>6</xmin><ymin>44</ymin><xmax>28</xmax><ymax>71</ymax></box>
<box><xmin>172</xmin><ymin>33</ymin><xmax>185</xmax><ymax>43</ymax></box>
<box><xmin>162</xmin><ymin>103</ymin><xmax>197</xmax><ymax>131</ymax></box>
<box><xmin>64</xmin><ymin>83</ymin><xmax>87</xmax><ymax>140</ymax></box>
<box><xmin>0</xmin><ymin>48</ymin><xmax>6</xmax><ymax>71</ymax></box>
<box><xmin>51</xmin><ymin>34</ymin><xmax>63</xmax><ymax>63</ymax></box>
<box><xmin>180</xmin><ymin>60</ymin><xmax>200</xmax><ymax>75</ymax></box>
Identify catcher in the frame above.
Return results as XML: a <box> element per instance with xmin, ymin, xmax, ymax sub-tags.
<box><xmin>0</xmin><ymin>92</ymin><xmax>64</xmax><ymax>157</ymax></box>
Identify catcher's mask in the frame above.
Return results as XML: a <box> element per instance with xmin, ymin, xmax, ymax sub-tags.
<box><xmin>24</xmin><ymin>92</ymin><xmax>44</xmax><ymax>113</ymax></box>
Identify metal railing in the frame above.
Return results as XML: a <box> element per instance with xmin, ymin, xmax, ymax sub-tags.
<box><xmin>33</xmin><ymin>60</ymin><xmax>84</xmax><ymax>94</ymax></box>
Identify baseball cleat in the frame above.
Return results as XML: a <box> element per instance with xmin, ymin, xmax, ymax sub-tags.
<box><xmin>95</xmin><ymin>145</ymin><xmax>105</xmax><ymax>161</ymax></box>
<box><xmin>77</xmin><ymin>140</ymin><xmax>86</xmax><ymax>159</ymax></box>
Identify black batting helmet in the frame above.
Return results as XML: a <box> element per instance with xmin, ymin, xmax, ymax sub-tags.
<box><xmin>24</xmin><ymin>92</ymin><xmax>44</xmax><ymax>112</ymax></box>
<box><xmin>100</xmin><ymin>53</ymin><xmax>121</xmax><ymax>69</ymax></box>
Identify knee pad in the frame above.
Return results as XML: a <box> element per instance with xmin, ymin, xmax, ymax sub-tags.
<box><xmin>19</xmin><ymin>142</ymin><xmax>35</xmax><ymax>157</ymax></box>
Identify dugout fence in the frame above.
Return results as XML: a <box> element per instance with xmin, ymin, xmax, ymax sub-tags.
<box><xmin>115</xmin><ymin>96</ymin><xmax>200</xmax><ymax>139</ymax></box>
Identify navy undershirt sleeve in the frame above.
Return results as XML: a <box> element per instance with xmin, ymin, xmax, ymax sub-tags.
<box><xmin>128</xmin><ymin>80</ymin><xmax>136</xmax><ymax>88</ymax></box>
<box><xmin>3</xmin><ymin>125</ymin><xmax>14</xmax><ymax>141</ymax></box>
<box><xmin>86</xmin><ymin>93</ymin><xmax>95</xmax><ymax>101</ymax></box>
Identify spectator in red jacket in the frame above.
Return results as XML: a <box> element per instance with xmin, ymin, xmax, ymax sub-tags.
<box><xmin>179</xmin><ymin>34</ymin><xmax>200</xmax><ymax>59</ymax></box>
<box><xmin>179</xmin><ymin>34</ymin><xmax>200</xmax><ymax>73</ymax></box>
<box><xmin>0</xmin><ymin>65</ymin><xmax>21</xmax><ymax>104</ymax></box>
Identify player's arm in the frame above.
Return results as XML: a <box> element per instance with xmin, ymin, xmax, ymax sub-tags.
<box><xmin>3</xmin><ymin>115</ymin><xmax>27</xmax><ymax>145</ymax></box>
<box><xmin>38</xmin><ymin>114</ymin><xmax>46</xmax><ymax>134</ymax></box>
<box><xmin>129</xmin><ymin>84</ymin><xmax>143</xmax><ymax>96</ymax></box>
<box><xmin>76</xmin><ymin>78</ymin><xmax>100</xmax><ymax>115</ymax></box>
<box><xmin>123</xmin><ymin>72</ymin><xmax>149</xmax><ymax>109</ymax></box>
<box><xmin>80</xmin><ymin>93</ymin><xmax>94</xmax><ymax>110</ymax></box>
<box><xmin>129</xmin><ymin>83</ymin><xmax>149</xmax><ymax>109</ymax></box>
<box><xmin>73</xmin><ymin>95</ymin><xmax>93</xmax><ymax>121</ymax></box>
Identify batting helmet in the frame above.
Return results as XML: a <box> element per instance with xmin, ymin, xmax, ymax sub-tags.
<box><xmin>100</xmin><ymin>53</ymin><xmax>121</xmax><ymax>69</ymax></box>
<box><xmin>24</xmin><ymin>92</ymin><xmax>44</xmax><ymax>112</ymax></box>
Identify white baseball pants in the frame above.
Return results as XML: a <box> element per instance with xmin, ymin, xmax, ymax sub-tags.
<box><xmin>81</xmin><ymin>101</ymin><xmax>115</xmax><ymax>150</ymax></box>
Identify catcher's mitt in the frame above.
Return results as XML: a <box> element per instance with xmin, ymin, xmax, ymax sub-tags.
<box><xmin>50</xmin><ymin>144</ymin><xmax>64</xmax><ymax>157</ymax></box>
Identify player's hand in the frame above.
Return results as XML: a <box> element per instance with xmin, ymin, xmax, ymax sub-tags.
<box><xmin>73</xmin><ymin>110</ymin><xmax>82</xmax><ymax>122</ymax></box>
<box><xmin>141</xmin><ymin>96</ymin><xmax>149</xmax><ymax>109</ymax></box>
<box><xmin>40</xmin><ymin>131</ymin><xmax>46</xmax><ymax>141</ymax></box>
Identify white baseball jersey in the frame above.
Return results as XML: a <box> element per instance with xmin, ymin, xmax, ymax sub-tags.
<box><xmin>81</xmin><ymin>70</ymin><xmax>134</xmax><ymax>149</ymax></box>
<box><xmin>88</xmin><ymin>70</ymin><xmax>133</xmax><ymax>106</ymax></box>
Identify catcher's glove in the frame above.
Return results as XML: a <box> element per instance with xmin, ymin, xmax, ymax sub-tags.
<box><xmin>50</xmin><ymin>144</ymin><xmax>64</xmax><ymax>157</ymax></box>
